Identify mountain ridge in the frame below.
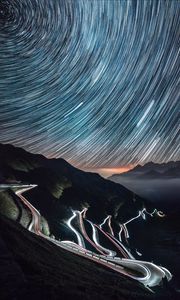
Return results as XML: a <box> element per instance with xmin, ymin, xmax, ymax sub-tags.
<box><xmin>109</xmin><ymin>161</ymin><xmax>180</xmax><ymax>179</ymax></box>
<box><xmin>0</xmin><ymin>142</ymin><xmax>146</xmax><ymax>240</ymax></box>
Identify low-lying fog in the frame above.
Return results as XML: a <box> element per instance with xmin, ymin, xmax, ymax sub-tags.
<box><xmin>110</xmin><ymin>177</ymin><xmax>180</xmax><ymax>212</ymax></box>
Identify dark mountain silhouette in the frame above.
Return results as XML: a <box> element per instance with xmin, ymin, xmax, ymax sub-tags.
<box><xmin>0</xmin><ymin>142</ymin><xmax>146</xmax><ymax>239</ymax></box>
<box><xmin>111</xmin><ymin>161</ymin><xmax>180</xmax><ymax>179</ymax></box>
<box><xmin>0</xmin><ymin>143</ymin><xmax>180</xmax><ymax>299</ymax></box>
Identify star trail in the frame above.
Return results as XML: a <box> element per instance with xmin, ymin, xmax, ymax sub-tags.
<box><xmin>0</xmin><ymin>0</ymin><xmax>179</xmax><ymax>173</ymax></box>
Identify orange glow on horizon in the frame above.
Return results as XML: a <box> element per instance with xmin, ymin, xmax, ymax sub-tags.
<box><xmin>82</xmin><ymin>165</ymin><xmax>134</xmax><ymax>178</ymax></box>
<box><xmin>98</xmin><ymin>166</ymin><xmax>134</xmax><ymax>177</ymax></box>
<box><xmin>49</xmin><ymin>156</ymin><xmax>134</xmax><ymax>178</ymax></box>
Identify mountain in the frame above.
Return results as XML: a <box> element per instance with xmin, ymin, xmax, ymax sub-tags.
<box><xmin>110</xmin><ymin>161</ymin><xmax>180</xmax><ymax>179</ymax></box>
<box><xmin>1</xmin><ymin>143</ymin><xmax>180</xmax><ymax>299</ymax></box>
<box><xmin>0</xmin><ymin>142</ymin><xmax>145</xmax><ymax>238</ymax></box>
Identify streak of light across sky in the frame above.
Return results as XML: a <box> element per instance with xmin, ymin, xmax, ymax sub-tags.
<box><xmin>0</xmin><ymin>0</ymin><xmax>179</xmax><ymax>174</ymax></box>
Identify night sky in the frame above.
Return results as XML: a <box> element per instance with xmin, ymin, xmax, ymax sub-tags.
<box><xmin>0</xmin><ymin>0</ymin><xmax>179</xmax><ymax>176</ymax></box>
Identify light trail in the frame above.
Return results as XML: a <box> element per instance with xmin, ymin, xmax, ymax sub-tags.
<box><xmin>76</xmin><ymin>210</ymin><xmax>105</xmax><ymax>255</ymax></box>
<box><xmin>119</xmin><ymin>207</ymin><xmax>166</xmax><ymax>242</ymax></box>
<box><xmin>118</xmin><ymin>210</ymin><xmax>142</xmax><ymax>242</ymax></box>
<box><xmin>122</xmin><ymin>224</ymin><xmax>129</xmax><ymax>240</ymax></box>
<box><xmin>82</xmin><ymin>207</ymin><xmax>88</xmax><ymax>219</ymax></box>
<box><xmin>87</xmin><ymin>220</ymin><xmax>116</xmax><ymax>257</ymax></box>
<box><xmin>137</xmin><ymin>100</ymin><xmax>155</xmax><ymax>128</ymax></box>
<box><xmin>66</xmin><ymin>211</ymin><xmax>86</xmax><ymax>248</ymax></box>
<box><xmin>9</xmin><ymin>184</ymin><xmax>172</xmax><ymax>289</ymax></box>
<box><xmin>99</xmin><ymin>216</ymin><xmax>110</xmax><ymax>228</ymax></box>
<box><xmin>124</xmin><ymin>211</ymin><xmax>143</xmax><ymax>226</ymax></box>
<box><xmin>136</xmin><ymin>249</ymin><xmax>142</xmax><ymax>257</ymax></box>
<box><xmin>99</xmin><ymin>215</ymin><xmax>114</xmax><ymax>236</ymax></box>
<box><xmin>95</xmin><ymin>224</ymin><xmax>132</xmax><ymax>259</ymax></box>
<box><xmin>157</xmin><ymin>211</ymin><xmax>166</xmax><ymax>217</ymax></box>
<box><xmin>108</xmin><ymin>215</ymin><xmax>114</xmax><ymax>236</ymax></box>
<box><xmin>118</xmin><ymin>224</ymin><xmax>123</xmax><ymax>242</ymax></box>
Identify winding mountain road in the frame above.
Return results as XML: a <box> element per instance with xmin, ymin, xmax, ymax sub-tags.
<box><xmin>8</xmin><ymin>184</ymin><xmax>172</xmax><ymax>290</ymax></box>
